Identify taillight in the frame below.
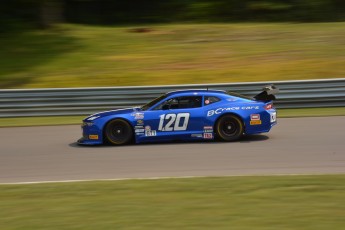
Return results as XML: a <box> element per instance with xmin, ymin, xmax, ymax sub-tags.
<box><xmin>265</xmin><ymin>103</ymin><xmax>273</xmax><ymax>110</ymax></box>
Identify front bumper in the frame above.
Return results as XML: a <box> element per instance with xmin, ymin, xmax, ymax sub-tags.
<box><xmin>77</xmin><ymin>122</ymin><xmax>103</xmax><ymax>145</ymax></box>
<box><xmin>77</xmin><ymin>137</ymin><xmax>103</xmax><ymax>145</ymax></box>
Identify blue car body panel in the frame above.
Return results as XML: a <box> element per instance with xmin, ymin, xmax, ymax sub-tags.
<box><xmin>78</xmin><ymin>89</ymin><xmax>277</xmax><ymax>145</ymax></box>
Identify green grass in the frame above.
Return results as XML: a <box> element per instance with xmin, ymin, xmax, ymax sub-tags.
<box><xmin>0</xmin><ymin>116</ymin><xmax>85</xmax><ymax>127</ymax></box>
<box><xmin>1</xmin><ymin>23</ymin><xmax>345</xmax><ymax>89</ymax></box>
<box><xmin>0</xmin><ymin>107</ymin><xmax>344</xmax><ymax>127</ymax></box>
<box><xmin>0</xmin><ymin>175</ymin><xmax>344</xmax><ymax>229</ymax></box>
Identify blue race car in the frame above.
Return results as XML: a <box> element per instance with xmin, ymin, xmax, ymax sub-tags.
<box><xmin>78</xmin><ymin>85</ymin><xmax>278</xmax><ymax>145</ymax></box>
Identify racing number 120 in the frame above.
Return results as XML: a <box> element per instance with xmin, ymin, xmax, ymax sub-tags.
<box><xmin>158</xmin><ymin>113</ymin><xmax>190</xmax><ymax>131</ymax></box>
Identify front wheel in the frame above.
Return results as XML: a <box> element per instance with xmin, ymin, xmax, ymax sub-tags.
<box><xmin>216</xmin><ymin>115</ymin><xmax>244</xmax><ymax>141</ymax></box>
<box><xmin>104</xmin><ymin>119</ymin><xmax>133</xmax><ymax>145</ymax></box>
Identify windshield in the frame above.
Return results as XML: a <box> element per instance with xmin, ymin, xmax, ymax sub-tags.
<box><xmin>141</xmin><ymin>94</ymin><xmax>167</xmax><ymax>111</ymax></box>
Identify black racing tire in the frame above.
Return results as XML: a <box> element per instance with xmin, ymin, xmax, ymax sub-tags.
<box><xmin>215</xmin><ymin>114</ymin><xmax>244</xmax><ymax>142</ymax></box>
<box><xmin>104</xmin><ymin>119</ymin><xmax>133</xmax><ymax>145</ymax></box>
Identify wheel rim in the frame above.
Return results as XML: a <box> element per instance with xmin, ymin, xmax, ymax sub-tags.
<box><xmin>111</xmin><ymin>125</ymin><xmax>126</xmax><ymax>140</ymax></box>
<box><xmin>221</xmin><ymin>120</ymin><xmax>238</xmax><ymax>136</ymax></box>
<box><xmin>106</xmin><ymin>120</ymin><xmax>131</xmax><ymax>144</ymax></box>
<box><xmin>216</xmin><ymin>115</ymin><xmax>243</xmax><ymax>141</ymax></box>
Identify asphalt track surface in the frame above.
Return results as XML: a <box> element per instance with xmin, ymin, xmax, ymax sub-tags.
<box><xmin>0</xmin><ymin>116</ymin><xmax>344</xmax><ymax>183</ymax></box>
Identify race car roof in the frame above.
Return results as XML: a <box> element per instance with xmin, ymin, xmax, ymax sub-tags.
<box><xmin>166</xmin><ymin>89</ymin><xmax>227</xmax><ymax>97</ymax></box>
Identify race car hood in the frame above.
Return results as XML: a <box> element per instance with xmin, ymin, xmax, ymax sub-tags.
<box><xmin>83</xmin><ymin>107</ymin><xmax>140</xmax><ymax>121</ymax></box>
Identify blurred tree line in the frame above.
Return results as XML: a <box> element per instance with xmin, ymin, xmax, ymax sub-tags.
<box><xmin>1</xmin><ymin>0</ymin><xmax>345</xmax><ymax>31</ymax></box>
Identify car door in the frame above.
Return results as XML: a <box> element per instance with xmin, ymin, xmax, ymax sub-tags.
<box><xmin>137</xmin><ymin>95</ymin><xmax>205</xmax><ymax>142</ymax></box>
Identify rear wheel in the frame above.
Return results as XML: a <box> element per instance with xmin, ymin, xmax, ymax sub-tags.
<box><xmin>104</xmin><ymin>119</ymin><xmax>133</xmax><ymax>145</ymax></box>
<box><xmin>216</xmin><ymin>115</ymin><xmax>244</xmax><ymax>141</ymax></box>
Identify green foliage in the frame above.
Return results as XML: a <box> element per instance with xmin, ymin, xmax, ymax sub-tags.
<box><xmin>0</xmin><ymin>0</ymin><xmax>40</xmax><ymax>32</ymax></box>
<box><xmin>0</xmin><ymin>29</ymin><xmax>79</xmax><ymax>88</ymax></box>
<box><xmin>1</xmin><ymin>23</ymin><xmax>344</xmax><ymax>89</ymax></box>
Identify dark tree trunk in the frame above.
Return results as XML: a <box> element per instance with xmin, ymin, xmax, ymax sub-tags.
<box><xmin>40</xmin><ymin>0</ymin><xmax>64</xmax><ymax>29</ymax></box>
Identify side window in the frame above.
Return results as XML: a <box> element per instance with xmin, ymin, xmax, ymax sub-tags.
<box><xmin>153</xmin><ymin>98</ymin><xmax>178</xmax><ymax>110</ymax></box>
<box><xmin>178</xmin><ymin>96</ymin><xmax>202</xmax><ymax>109</ymax></box>
<box><xmin>204</xmin><ymin>96</ymin><xmax>221</xmax><ymax>106</ymax></box>
<box><xmin>153</xmin><ymin>96</ymin><xmax>202</xmax><ymax>110</ymax></box>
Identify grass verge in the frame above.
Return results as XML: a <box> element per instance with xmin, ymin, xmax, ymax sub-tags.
<box><xmin>1</xmin><ymin>23</ymin><xmax>345</xmax><ymax>88</ymax></box>
<box><xmin>0</xmin><ymin>116</ymin><xmax>85</xmax><ymax>127</ymax></box>
<box><xmin>0</xmin><ymin>175</ymin><xmax>344</xmax><ymax>229</ymax></box>
<box><xmin>0</xmin><ymin>107</ymin><xmax>344</xmax><ymax>128</ymax></box>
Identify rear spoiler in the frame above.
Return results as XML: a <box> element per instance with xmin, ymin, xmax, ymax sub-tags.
<box><xmin>254</xmin><ymin>84</ymin><xmax>279</xmax><ymax>102</ymax></box>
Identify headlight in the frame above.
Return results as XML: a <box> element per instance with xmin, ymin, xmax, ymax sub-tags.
<box><xmin>82</xmin><ymin>122</ymin><xmax>94</xmax><ymax>127</ymax></box>
<box><xmin>87</xmin><ymin>116</ymin><xmax>100</xmax><ymax>121</ymax></box>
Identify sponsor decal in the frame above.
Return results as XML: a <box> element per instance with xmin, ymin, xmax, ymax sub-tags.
<box><xmin>250</xmin><ymin>114</ymin><xmax>262</xmax><ymax>125</ymax></box>
<box><xmin>203</xmin><ymin>126</ymin><xmax>214</xmax><ymax>133</ymax></box>
<box><xmin>191</xmin><ymin>134</ymin><xmax>203</xmax><ymax>138</ymax></box>
<box><xmin>89</xmin><ymin>135</ymin><xmax>99</xmax><ymax>140</ymax></box>
<box><xmin>207</xmin><ymin>107</ymin><xmax>239</xmax><ymax>116</ymax></box>
<box><xmin>136</xmin><ymin>132</ymin><xmax>144</xmax><ymax>136</ymax></box>
<box><xmin>250</xmin><ymin>120</ymin><xmax>262</xmax><ymax>125</ymax></box>
<box><xmin>132</xmin><ymin>113</ymin><xmax>144</xmax><ymax>120</ymax></box>
<box><xmin>203</xmin><ymin>133</ymin><xmax>213</xmax><ymax>139</ymax></box>
<box><xmin>207</xmin><ymin>106</ymin><xmax>260</xmax><ymax>116</ymax></box>
<box><xmin>145</xmin><ymin>125</ymin><xmax>151</xmax><ymax>131</ymax></box>
<box><xmin>270</xmin><ymin>112</ymin><xmax>277</xmax><ymax>122</ymax></box>
<box><xmin>136</xmin><ymin>119</ymin><xmax>144</xmax><ymax>124</ymax></box>
<box><xmin>241</xmin><ymin>106</ymin><xmax>260</xmax><ymax>110</ymax></box>
<box><xmin>145</xmin><ymin>130</ymin><xmax>157</xmax><ymax>137</ymax></box>
<box><xmin>250</xmin><ymin>114</ymin><xmax>260</xmax><ymax>120</ymax></box>
<box><xmin>135</xmin><ymin>129</ymin><xmax>145</xmax><ymax>133</ymax></box>
<box><xmin>135</xmin><ymin>126</ymin><xmax>144</xmax><ymax>129</ymax></box>
<box><xmin>204</xmin><ymin>129</ymin><xmax>213</xmax><ymax>133</ymax></box>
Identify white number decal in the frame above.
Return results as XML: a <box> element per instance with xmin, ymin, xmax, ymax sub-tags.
<box><xmin>174</xmin><ymin>113</ymin><xmax>189</xmax><ymax>131</ymax></box>
<box><xmin>158</xmin><ymin>113</ymin><xmax>190</xmax><ymax>131</ymax></box>
<box><xmin>164</xmin><ymin>114</ymin><xmax>176</xmax><ymax>131</ymax></box>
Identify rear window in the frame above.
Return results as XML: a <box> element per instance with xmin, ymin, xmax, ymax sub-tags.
<box><xmin>204</xmin><ymin>96</ymin><xmax>221</xmax><ymax>106</ymax></box>
<box><xmin>227</xmin><ymin>91</ymin><xmax>253</xmax><ymax>100</ymax></box>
